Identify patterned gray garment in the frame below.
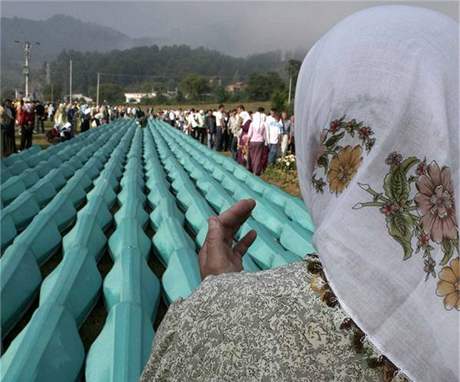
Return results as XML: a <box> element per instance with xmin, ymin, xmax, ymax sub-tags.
<box><xmin>141</xmin><ymin>261</ymin><xmax>383</xmax><ymax>381</ymax></box>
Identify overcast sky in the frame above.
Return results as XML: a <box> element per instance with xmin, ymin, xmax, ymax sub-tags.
<box><xmin>1</xmin><ymin>1</ymin><xmax>458</xmax><ymax>56</ymax></box>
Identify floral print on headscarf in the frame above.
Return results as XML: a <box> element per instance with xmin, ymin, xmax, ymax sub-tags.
<box><xmin>312</xmin><ymin>116</ymin><xmax>375</xmax><ymax>194</ymax></box>
<box><xmin>354</xmin><ymin>154</ymin><xmax>459</xmax><ymax>311</ymax></box>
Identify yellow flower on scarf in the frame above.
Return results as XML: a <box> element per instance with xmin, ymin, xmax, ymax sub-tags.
<box><xmin>327</xmin><ymin>145</ymin><xmax>363</xmax><ymax>194</ymax></box>
<box><xmin>436</xmin><ymin>257</ymin><xmax>460</xmax><ymax>311</ymax></box>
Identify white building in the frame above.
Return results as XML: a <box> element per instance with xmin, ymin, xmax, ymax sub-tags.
<box><xmin>124</xmin><ymin>92</ymin><xmax>157</xmax><ymax>103</ymax></box>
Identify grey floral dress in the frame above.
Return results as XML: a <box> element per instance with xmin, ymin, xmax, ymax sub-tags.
<box><xmin>141</xmin><ymin>261</ymin><xmax>387</xmax><ymax>381</ymax></box>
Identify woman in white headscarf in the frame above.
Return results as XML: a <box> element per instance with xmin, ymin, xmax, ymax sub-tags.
<box><xmin>141</xmin><ymin>6</ymin><xmax>458</xmax><ymax>382</ymax></box>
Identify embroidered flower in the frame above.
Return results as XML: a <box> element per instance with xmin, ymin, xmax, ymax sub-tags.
<box><xmin>312</xmin><ymin>117</ymin><xmax>374</xmax><ymax>195</ymax></box>
<box><xmin>329</xmin><ymin>120</ymin><xmax>341</xmax><ymax>133</ymax></box>
<box><xmin>357</xmin><ymin>153</ymin><xmax>459</xmax><ymax>311</ymax></box>
<box><xmin>380</xmin><ymin>203</ymin><xmax>400</xmax><ymax>216</ymax></box>
<box><xmin>385</xmin><ymin>152</ymin><xmax>403</xmax><ymax>166</ymax></box>
<box><xmin>312</xmin><ymin>175</ymin><xmax>326</xmax><ymax>193</ymax></box>
<box><xmin>418</xmin><ymin>232</ymin><xmax>430</xmax><ymax>248</ymax></box>
<box><xmin>416</xmin><ymin>159</ymin><xmax>427</xmax><ymax>176</ymax></box>
<box><xmin>327</xmin><ymin>145</ymin><xmax>362</xmax><ymax>194</ymax></box>
<box><xmin>358</xmin><ymin>127</ymin><xmax>372</xmax><ymax>140</ymax></box>
<box><xmin>436</xmin><ymin>257</ymin><xmax>460</xmax><ymax>311</ymax></box>
<box><xmin>415</xmin><ymin>161</ymin><xmax>457</xmax><ymax>243</ymax></box>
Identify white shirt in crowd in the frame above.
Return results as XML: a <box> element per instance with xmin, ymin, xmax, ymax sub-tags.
<box><xmin>266</xmin><ymin>119</ymin><xmax>283</xmax><ymax>145</ymax></box>
<box><xmin>213</xmin><ymin>110</ymin><xmax>224</xmax><ymax>127</ymax></box>
<box><xmin>188</xmin><ymin>112</ymin><xmax>198</xmax><ymax>128</ymax></box>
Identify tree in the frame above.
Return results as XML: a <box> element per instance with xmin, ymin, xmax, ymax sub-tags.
<box><xmin>247</xmin><ymin>72</ymin><xmax>285</xmax><ymax>101</ymax></box>
<box><xmin>89</xmin><ymin>83</ymin><xmax>124</xmax><ymax>104</ymax></box>
<box><xmin>179</xmin><ymin>74</ymin><xmax>210</xmax><ymax>101</ymax></box>
<box><xmin>271</xmin><ymin>90</ymin><xmax>288</xmax><ymax>113</ymax></box>
<box><xmin>175</xmin><ymin>89</ymin><xmax>185</xmax><ymax>103</ymax></box>
<box><xmin>214</xmin><ymin>86</ymin><xmax>229</xmax><ymax>103</ymax></box>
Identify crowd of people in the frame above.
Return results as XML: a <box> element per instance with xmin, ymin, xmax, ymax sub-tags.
<box><xmin>0</xmin><ymin>99</ymin><xmax>149</xmax><ymax>156</ymax></box>
<box><xmin>156</xmin><ymin>105</ymin><xmax>295</xmax><ymax>176</ymax></box>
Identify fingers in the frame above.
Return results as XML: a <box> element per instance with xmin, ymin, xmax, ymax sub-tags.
<box><xmin>205</xmin><ymin>216</ymin><xmax>226</xmax><ymax>253</ymax></box>
<box><xmin>218</xmin><ymin>199</ymin><xmax>256</xmax><ymax>232</ymax></box>
<box><xmin>233</xmin><ymin>229</ymin><xmax>257</xmax><ymax>258</ymax></box>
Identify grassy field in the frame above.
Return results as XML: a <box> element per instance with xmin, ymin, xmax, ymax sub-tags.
<box><xmin>261</xmin><ymin>165</ymin><xmax>300</xmax><ymax>197</ymax></box>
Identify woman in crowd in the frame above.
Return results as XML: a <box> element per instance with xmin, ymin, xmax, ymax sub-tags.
<box><xmin>141</xmin><ymin>6</ymin><xmax>458</xmax><ymax>382</ymax></box>
<box><xmin>53</xmin><ymin>103</ymin><xmax>67</xmax><ymax>127</ymax></box>
<box><xmin>247</xmin><ymin>106</ymin><xmax>267</xmax><ymax>175</ymax></box>
<box><xmin>236</xmin><ymin>106</ymin><xmax>251</xmax><ymax>167</ymax></box>
<box><xmin>21</xmin><ymin>99</ymin><xmax>34</xmax><ymax>150</ymax></box>
<box><xmin>280</xmin><ymin>111</ymin><xmax>291</xmax><ymax>157</ymax></box>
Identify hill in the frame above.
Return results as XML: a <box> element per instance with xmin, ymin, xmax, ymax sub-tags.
<box><xmin>1</xmin><ymin>14</ymin><xmax>159</xmax><ymax>90</ymax></box>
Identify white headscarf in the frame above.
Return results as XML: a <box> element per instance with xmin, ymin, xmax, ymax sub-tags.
<box><xmin>240</xmin><ymin>111</ymin><xmax>251</xmax><ymax>125</ymax></box>
<box><xmin>295</xmin><ymin>6</ymin><xmax>458</xmax><ymax>382</ymax></box>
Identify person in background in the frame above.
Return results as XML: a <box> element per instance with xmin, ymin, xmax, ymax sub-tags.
<box><xmin>266</xmin><ymin>112</ymin><xmax>283</xmax><ymax>165</ymax></box>
<box><xmin>213</xmin><ymin>104</ymin><xmax>225</xmax><ymax>151</ymax></box>
<box><xmin>280</xmin><ymin>111</ymin><xmax>291</xmax><ymax>157</ymax></box>
<box><xmin>21</xmin><ymin>99</ymin><xmax>34</xmax><ymax>150</ymax></box>
<box><xmin>34</xmin><ymin>101</ymin><xmax>45</xmax><ymax>134</ymax></box>
<box><xmin>177</xmin><ymin>109</ymin><xmax>185</xmax><ymax>131</ymax></box>
<box><xmin>237</xmin><ymin>106</ymin><xmax>251</xmax><ymax>166</ymax></box>
<box><xmin>196</xmin><ymin>110</ymin><xmax>206</xmax><ymax>144</ymax></box>
<box><xmin>247</xmin><ymin>107</ymin><xmax>266</xmax><ymax>175</ymax></box>
<box><xmin>1</xmin><ymin>101</ymin><xmax>11</xmax><ymax>156</ymax></box>
<box><xmin>229</xmin><ymin>109</ymin><xmax>241</xmax><ymax>160</ymax></box>
<box><xmin>265</xmin><ymin>108</ymin><xmax>276</xmax><ymax>128</ymax></box>
<box><xmin>289</xmin><ymin>114</ymin><xmax>295</xmax><ymax>154</ymax></box>
<box><xmin>205</xmin><ymin>109</ymin><xmax>217</xmax><ymax>149</ymax></box>
<box><xmin>80</xmin><ymin>107</ymin><xmax>91</xmax><ymax>132</ymax></box>
<box><xmin>189</xmin><ymin>108</ymin><xmax>199</xmax><ymax>138</ymax></box>
<box><xmin>222</xmin><ymin>110</ymin><xmax>230</xmax><ymax>151</ymax></box>
<box><xmin>168</xmin><ymin>110</ymin><xmax>176</xmax><ymax>128</ymax></box>
<box><xmin>47</xmin><ymin>103</ymin><xmax>55</xmax><ymax>121</ymax></box>
<box><xmin>1</xmin><ymin>99</ymin><xmax>16</xmax><ymax>155</ymax></box>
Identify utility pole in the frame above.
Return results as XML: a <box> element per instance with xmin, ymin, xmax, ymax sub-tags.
<box><xmin>45</xmin><ymin>62</ymin><xmax>50</xmax><ymax>85</ymax></box>
<box><xmin>14</xmin><ymin>40</ymin><xmax>40</xmax><ymax>98</ymax></box>
<box><xmin>96</xmin><ymin>72</ymin><xmax>100</xmax><ymax>106</ymax></box>
<box><xmin>69</xmin><ymin>58</ymin><xmax>73</xmax><ymax>102</ymax></box>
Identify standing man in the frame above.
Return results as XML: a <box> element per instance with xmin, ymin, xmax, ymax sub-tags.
<box><xmin>205</xmin><ymin>109</ymin><xmax>217</xmax><ymax>149</ymax></box>
<box><xmin>229</xmin><ymin>109</ymin><xmax>241</xmax><ymax>160</ymax></box>
<box><xmin>213</xmin><ymin>104</ymin><xmax>225</xmax><ymax>151</ymax></box>
<box><xmin>168</xmin><ymin>110</ymin><xmax>176</xmax><ymax>128</ymax></box>
<box><xmin>280</xmin><ymin>111</ymin><xmax>291</xmax><ymax>157</ymax></box>
<box><xmin>266</xmin><ymin>112</ymin><xmax>283</xmax><ymax>166</ymax></box>
<box><xmin>34</xmin><ymin>101</ymin><xmax>45</xmax><ymax>133</ymax></box>
<box><xmin>196</xmin><ymin>110</ymin><xmax>206</xmax><ymax>144</ymax></box>
<box><xmin>1</xmin><ymin>99</ymin><xmax>17</xmax><ymax>155</ymax></box>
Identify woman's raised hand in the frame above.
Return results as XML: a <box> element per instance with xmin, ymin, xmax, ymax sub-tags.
<box><xmin>199</xmin><ymin>199</ymin><xmax>257</xmax><ymax>279</ymax></box>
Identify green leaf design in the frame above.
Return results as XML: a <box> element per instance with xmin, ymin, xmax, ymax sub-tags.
<box><xmin>440</xmin><ymin>239</ymin><xmax>458</xmax><ymax>265</ymax></box>
<box><xmin>324</xmin><ymin>131</ymin><xmax>345</xmax><ymax>148</ymax></box>
<box><xmin>317</xmin><ymin>154</ymin><xmax>329</xmax><ymax>171</ymax></box>
<box><xmin>400</xmin><ymin>157</ymin><xmax>419</xmax><ymax>173</ymax></box>
<box><xmin>386</xmin><ymin>212</ymin><xmax>416</xmax><ymax>260</ymax></box>
<box><xmin>383</xmin><ymin>157</ymin><xmax>419</xmax><ymax>203</ymax></box>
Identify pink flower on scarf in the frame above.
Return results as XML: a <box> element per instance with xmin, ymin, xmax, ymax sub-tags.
<box><xmin>415</xmin><ymin>161</ymin><xmax>457</xmax><ymax>243</ymax></box>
